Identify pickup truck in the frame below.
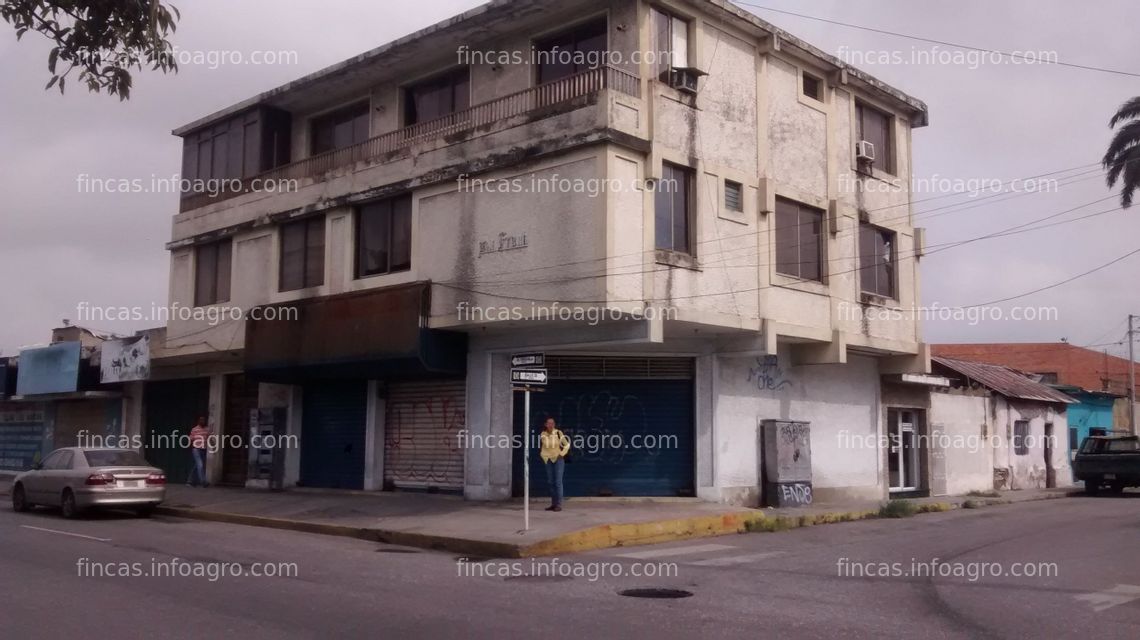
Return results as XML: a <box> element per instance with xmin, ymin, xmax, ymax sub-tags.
<box><xmin>1072</xmin><ymin>435</ymin><xmax>1140</xmax><ymax>495</ymax></box>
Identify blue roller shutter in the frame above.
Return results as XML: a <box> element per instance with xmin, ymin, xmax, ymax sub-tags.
<box><xmin>301</xmin><ymin>381</ymin><xmax>367</xmax><ymax>489</ymax></box>
<box><xmin>513</xmin><ymin>356</ymin><xmax>695</xmax><ymax>497</ymax></box>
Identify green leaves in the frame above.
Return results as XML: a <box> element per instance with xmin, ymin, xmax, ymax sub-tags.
<box><xmin>1</xmin><ymin>0</ymin><xmax>181</xmax><ymax>100</ymax></box>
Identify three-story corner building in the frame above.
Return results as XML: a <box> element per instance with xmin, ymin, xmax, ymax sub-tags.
<box><xmin>150</xmin><ymin>0</ymin><xmax>931</xmax><ymax>506</ymax></box>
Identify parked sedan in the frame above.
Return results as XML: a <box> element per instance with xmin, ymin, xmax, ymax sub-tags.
<box><xmin>10</xmin><ymin>447</ymin><xmax>166</xmax><ymax>518</ymax></box>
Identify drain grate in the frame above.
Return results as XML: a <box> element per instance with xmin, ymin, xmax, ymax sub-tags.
<box><xmin>375</xmin><ymin>547</ymin><xmax>421</xmax><ymax>554</ymax></box>
<box><xmin>618</xmin><ymin>588</ymin><xmax>693</xmax><ymax>599</ymax></box>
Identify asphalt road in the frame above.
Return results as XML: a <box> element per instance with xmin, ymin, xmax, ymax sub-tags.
<box><xmin>1</xmin><ymin>493</ymin><xmax>1138</xmax><ymax>640</ymax></box>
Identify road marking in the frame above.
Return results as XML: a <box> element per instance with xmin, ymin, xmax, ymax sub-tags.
<box><xmin>689</xmin><ymin>551</ymin><xmax>786</xmax><ymax>566</ymax></box>
<box><xmin>20</xmin><ymin>525</ymin><xmax>111</xmax><ymax>543</ymax></box>
<box><xmin>617</xmin><ymin>543</ymin><xmax>736</xmax><ymax>559</ymax></box>
<box><xmin>1074</xmin><ymin>584</ymin><xmax>1140</xmax><ymax>612</ymax></box>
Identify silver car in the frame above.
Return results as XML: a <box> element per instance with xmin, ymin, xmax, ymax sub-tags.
<box><xmin>10</xmin><ymin>447</ymin><xmax>166</xmax><ymax>518</ymax></box>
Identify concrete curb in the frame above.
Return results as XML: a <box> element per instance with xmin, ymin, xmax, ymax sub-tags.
<box><xmin>5</xmin><ymin>482</ymin><xmax>1082</xmax><ymax>557</ymax></box>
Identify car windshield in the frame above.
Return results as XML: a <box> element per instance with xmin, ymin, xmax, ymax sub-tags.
<box><xmin>83</xmin><ymin>449</ymin><xmax>149</xmax><ymax>467</ymax></box>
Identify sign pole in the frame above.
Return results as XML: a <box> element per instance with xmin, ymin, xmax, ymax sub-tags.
<box><xmin>523</xmin><ymin>388</ymin><xmax>531</xmax><ymax>531</ymax></box>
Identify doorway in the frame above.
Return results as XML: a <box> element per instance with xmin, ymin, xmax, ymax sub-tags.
<box><xmin>888</xmin><ymin>409</ymin><xmax>922</xmax><ymax>493</ymax></box>
<box><xmin>1044</xmin><ymin>422</ymin><xmax>1056</xmax><ymax>488</ymax></box>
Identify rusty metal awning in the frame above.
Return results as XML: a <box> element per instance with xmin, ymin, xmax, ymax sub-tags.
<box><xmin>244</xmin><ymin>282</ymin><xmax>466</xmax><ymax>382</ymax></box>
<box><xmin>932</xmin><ymin>356</ymin><xmax>1076</xmax><ymax>404</ymax></box>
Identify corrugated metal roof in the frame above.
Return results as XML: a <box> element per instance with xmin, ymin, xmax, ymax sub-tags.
<box><xmin>932</xmin><ymin>356</ymin><xmax>1076</xmax><ymax>404</ymax></box>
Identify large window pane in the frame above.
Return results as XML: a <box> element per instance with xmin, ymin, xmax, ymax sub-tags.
<box><xmin>405</xmin><ymin>69</ymin><xmax>469</xmax><ymax>125</ymax></box>
<box><xmin>655</xmin><ymin>163</ymin><xmax>692</xmax><ymax>254</ymax></box>
<box><xmin>535</xmin><ymin>19</ymin><xmax>607</xmax><ymax>84</ymax></box>
<box><xmin>857</xmin><ymin>102</ymin><xmax>892</xmax><ymax>171</ymax></box>
<box><xmin>194</xmin><ymin>239</ymin><xmax>232</xmax><ymax>306</ymax></box>
<box><xmin>357</xmin><ymin>195</ymin><xmax>413</xmax><ymax>278</ymax></box>
<box><xmin>859</xmin><ymin>224</ymin><xmax>894</xmax><ymax>297</ymax></box>
<box><xmin>280</xmin><ymin>222</ymin><xmax>306</xmax><ymax>291</ymax></box>
<box><xmin>305</xmin><ymin>218</ymin><xmax>326</xmax><ymax>287</ymax></box>
<box><xmin>312</xmin><ymin>102</ymin><xmax>370</xmax><ymax>155</ymax></box>
<box><xmin>775</xmin><ymin>198</ymin><xmax>822</xmax><ymax>281</ymax></box>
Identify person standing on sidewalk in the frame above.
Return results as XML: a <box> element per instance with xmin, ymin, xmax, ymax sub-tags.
<box><xmin>187</xmin><ymin>417</ymin><xmax>210</xmax><ymax>488</ymax></box>
<box><xmin>539</xmin><ymin>417</ymin><xmax>571</xmax><ymax>512</ymax></box>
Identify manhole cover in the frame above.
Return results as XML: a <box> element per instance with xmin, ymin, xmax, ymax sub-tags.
<box><xmin>618</xmin><ymin>588</ymin><xmax>693</xmax><ymax>599</ymax></box>
<box><xmin>375</xmin><ymin>547</ymin><xmax>420</xmax><ymax>554</ymax></box>
<box><xmin>504</xmin><ymin>574</ymin><xmax>574</xmax><ymax>583</ymax></box>
<box><xmin>454</xmin><ymin>556</ymin><xmax>494</xmax><ymax>563</ymax></box>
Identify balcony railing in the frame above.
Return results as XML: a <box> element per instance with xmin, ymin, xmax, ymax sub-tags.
<box><xmin>181</xmin><ymin>64</ymin><xmax>641</xmax><ymax>211</ymax></box>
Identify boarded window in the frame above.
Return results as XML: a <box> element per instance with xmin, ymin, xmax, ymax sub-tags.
<box><xmin>280</xmin><ymin>216</ymin><xmax>326</xmax><ymax>291</ymax></box>
<box><xmin>654</xmin><ymin>162</ymin><xmax>693</xmax><ymax>254</ymax></box>
<box><xmin>856</xmin><ymin>101</ymin><xmax>892</xmax><ymax>171</ymax></box>
<box><xmin>194</xmin><ymin>239</ymin><xmax>232</xmax><ymax>307</ymax></box>
<box><xmin>775</xmin><ymin>198</ymin><xmax>823</xmax><ymax>281</ymax></box>
<box><xmin>405</xmin><ymin>69</ymin><xmax>470</xmax><ymax>125</ymax></box>
<box><xmin>311</xmin><ymin>101</ymin><xmax>370</xmax><ymax>155</ymax></box>
<box><xmin>724</xmin><ymin>180</ymin><xmax>743</xmax><ymax>212</ymax></box>
<box><xmin>535</xmin><ymin>18</ymin><xmax>607</xmax><ymax>84</ymax></box>
<box><xmin>859</xmin><ymin>223</ymin><xmax>895</xmax><ymax>298</ymax></box>
<box><xmin>1014</xmin><ymin>420</ymin><xmax>1030</xmax><ymax>456</ymax></box>
<box><xmin>357</xmin><ymin>194</ymin><xmax>413</xmax><ymax>278</ymax></box>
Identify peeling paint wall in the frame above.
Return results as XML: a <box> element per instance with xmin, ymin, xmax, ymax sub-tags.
<box><xmin>992</xmin><ymin>396</ymin><xmax>1072</xmax><ymax>490</ymax></box>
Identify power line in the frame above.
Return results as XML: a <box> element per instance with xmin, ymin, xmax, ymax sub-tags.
<box><xmin>730</xmin><ymin>1</ymin><xmax>1140</xmax><ymax>78</ymax></box>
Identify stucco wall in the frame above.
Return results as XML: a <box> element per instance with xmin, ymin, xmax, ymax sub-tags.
<box><xmin>929</xmin><ymin>392</ymin><xmax>992</xmax><ymax>496</ymax></box>
<box><xmin>709</xmin><ymin>347</ymin><xmax>882</xmax><ymax>506</ymax></box>
<box><xmin>992</xmin><ymin>396</ymin><xmax>1072</xmax><ymax>490</ymax></box>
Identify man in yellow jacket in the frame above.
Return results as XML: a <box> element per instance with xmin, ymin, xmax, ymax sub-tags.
<box><xmin>539</xmin><ymin>416</ymin><xmax>571</xmax><ymax>511</ymax></box>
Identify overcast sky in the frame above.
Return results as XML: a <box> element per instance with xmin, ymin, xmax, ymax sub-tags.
<box><xmin>1</xmin><ymin>0</ymin><xmax>1137</xmax><ymax>357</ymax></box>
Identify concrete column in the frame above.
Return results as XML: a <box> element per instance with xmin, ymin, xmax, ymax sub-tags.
<box><xmin>284</xmin><ymin>385</ymin><xmax>302</xmax><ymax>487</ymax></box>
<box><xmin>364</xmin><ymin>380</ymin><xmax>386</xmax><ymax>491</ymax></box>
<box><xmin>206</xmin><ymin>374</ymin><xmax>226</xmax><ymax>485</ymax></box>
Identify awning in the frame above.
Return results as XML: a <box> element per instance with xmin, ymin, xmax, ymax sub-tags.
<box><xmin>244</xmin><ymin>282</ymin><xmax>466</xmax><ymax>383</ymax></box>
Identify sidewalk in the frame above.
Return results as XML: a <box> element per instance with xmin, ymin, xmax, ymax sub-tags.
<box><xmin>0</xmin><ymin>474</ymin><xmax>1079</xmax><ymax>557</ymax></box>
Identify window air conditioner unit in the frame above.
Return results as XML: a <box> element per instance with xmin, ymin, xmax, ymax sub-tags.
<box><xmin>669</xmin><ymin>67</ymin><xmax>703</xmax><ymax>94</ymax></box>
<box><xmin>856</xmin><ymin>140</ymin><xmax>876</xmax><ymax>163</ymax></box>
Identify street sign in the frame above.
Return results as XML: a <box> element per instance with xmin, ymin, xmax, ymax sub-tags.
<box><xmin>510</xmin><ymin>368</ymin><xmax>548</xmax><ymax>386</ymax></box>
<box><xmin>511</xmin><ymin>352</ymin><xmax>545</xmax><ymax>368</ymax></box>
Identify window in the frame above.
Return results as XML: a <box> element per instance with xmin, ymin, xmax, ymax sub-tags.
<box><xmin>84</xmin><ymin>450</ymin><xmax>148</xmax><ymax>467</ymax></box>
<box><xmin>40</xmin><ymin>450</ymin><xmax>67</xmax><ymax>470</ymax></box>
<box><xmin>356</xmin><ymin>194</ymin><xmax>412</xmax><ymax>278</ymax></box>
<box><xmin>802</xmin><ymin>71</ymin><xmax>822</xmax><ymax>101</ymax></box>
<box><xmin>1068</xmin><ymin>427</ymin><xmax>1078</xmax><ymax>451</ymax></box>
<box><xmin>856</xmin><ymin>101</ymin><xmax>892</xmax><ymax>171</ymax></box>
<box><xmin>280</xmin><ymin>216</ymin><xmax>326</xmax><ymax>291</ymax></box>
<box><xmin>535</xmin><ymin>18</ymin><xmax>607</xmax><ymax>84</ymax></box>
<box><xmin>194</xmin><ymin>239</ymin><xmax>233</xmax><ymax>307</ymax></box>
<box><xmin>405</xmin><ymin>68</ymin><xmax>470</xmax><ymax>125</ymax></box>
<box><xmin>1013</xmin><ymin>420</ymin><xmax>1030</xmax><ymax>456</ymax></box>
<box><xmin>655</xmin><ymin>163</ymin><xmax>693</xmax><ymax>254</ymax></box>
<box><xmin>858</xmin><ymin>224</ymin><xmax>895</xmax><ymax>298</ymax></box>
<box><xmin>311</xmin><ymin>102</ymin><xmax>370</xmax><ymax>155</ymax></box>
<box><xmin>724</xmin><ymin>180</ymin><xmax>743</xmax><ymax>212</ymax></box>
<box><xmin>650</xmin><ymin>7</ymin><xmax>689</xmax><ymax>81</ymax></box>
<box><xmin>775</xmin><ymin>198</ymin><xmax>823</xmax><ymax>281</ymax></box>
<box><xmin>1106</xmin><ymin>438</ymin><xmax>1140</xmax><ymax>452</ymax></box>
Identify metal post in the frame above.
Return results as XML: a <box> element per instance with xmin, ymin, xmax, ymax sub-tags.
<box><xmin>523</xmin><ymin>389</ymin><xmax>531</xmax><ymax>531</ymax></box>
<box><xmin>1129</xmin><ymin>314</ymin><xmax>1136</xmax><ymax>435</ymax></box>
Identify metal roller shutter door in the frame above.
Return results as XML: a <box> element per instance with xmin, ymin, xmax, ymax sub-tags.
<box><xmin>513</xmin><ymin>356</ymin><xmax>695</xmax><ymax>498</ymax></box>
<box><xmin>300</xmin><ymin>381</ymin><xmax>368</xmax><ymax>490</ymax></box>
<box><xmin>384</xmin><ymin>380</ymin><xmax>465</xmax><ymax>491</ymax></box>
<box><xmin>144</xmin><ymin>379</ymin><xmax>210</xmax><ymax>484</ymax></box>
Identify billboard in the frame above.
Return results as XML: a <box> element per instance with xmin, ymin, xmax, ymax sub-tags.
<box><xmin>0</xmin><ymin>403</ymin><xmax>48</xmax><ymax>471</ymax></box>
<box><xmin>101</xmin><ymin>334</ymin><xmax>151</xmax><ymax>383</ymax></box>
<box><xmin>16</xmin><ymin>341</ymin><xmax>81</xmax><ymax>396</ymax></box>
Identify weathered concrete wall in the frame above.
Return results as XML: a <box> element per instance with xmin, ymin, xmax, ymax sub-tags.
<box><xmin>929</xmin><ymin>392</ymin><xmax>992</xmax><ymax>496</ymax></box>
<box><xmin>993</xmin><ymin>396</ymin><xmax>1072</xmax><ymax>490</ymax></box>
<box><xmin>709</xmin><ymin>347</ymin><xmax>882</xmax><ymax>506</ymax></box>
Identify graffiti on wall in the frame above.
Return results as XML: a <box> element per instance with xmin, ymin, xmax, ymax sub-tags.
<box><xmin>549</xmin><ymin>391</ymin><xmax>657</xmax><ymax>466</ymax></box>
<box><xmin>748</xmin><ymin>355</ymin><xmax>793</xmax><ymax>392</ymax></box>
<box><xmin>384</xmin><ymin>393</ymin><xmax>465</xmax><ymax>486</ymax></box>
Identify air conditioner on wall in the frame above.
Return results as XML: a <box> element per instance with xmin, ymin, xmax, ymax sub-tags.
<box><xmin>856</xmin><ymin>140</ymin><xmax>876</xmax><ymax>163</ymax></box>
<box><xmin>669</xmin><ymin>67</ymin><xmax>702</xmax><ymax>94</ymax></box>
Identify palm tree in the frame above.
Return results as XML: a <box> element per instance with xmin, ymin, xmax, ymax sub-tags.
<box><xmin>1103</xmin><ymin>96</ymin><xmax>1140</xmax><ymax>208</ymax></box>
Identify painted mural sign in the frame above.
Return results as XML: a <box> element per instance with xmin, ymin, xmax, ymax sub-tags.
<box><xmin>100</xmin><ymin>335</ymin><xmax>151</xmax><ymax>383</ymax></box>
<box><xmin>0</xmin><ymin>403</ymin><xmax>47</xmax><ymax>471</ymax></box>
<box><xmin>478</xmin><ymin>231</ymin><xmax>528</xmax><ymax>258</ymax></box>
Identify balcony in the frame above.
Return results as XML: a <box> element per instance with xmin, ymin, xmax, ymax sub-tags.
<box><xmin>180</xmin><ymin>65</ymin><xmax>642</xmax><ymax>212</ymax></box>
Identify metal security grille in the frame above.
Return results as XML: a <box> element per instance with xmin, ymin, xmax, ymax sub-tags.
<box><xmin>384</xmin><ymin>379</ymin><xmax>466</xmax><ymax>491</ymax></box>
<box><xmin>546</xmin><ymin>356</ymin><xmax>694</xmax><ymax>380</ymax></box>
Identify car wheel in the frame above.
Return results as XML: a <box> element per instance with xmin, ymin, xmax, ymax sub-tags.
<box><xmin>11</xmin><ymin>484</ymin><xmax>30</xmax><ymax>512</ymax></box>
<box><xmin>60</xmin><ymin>489</ymin><xmax>81</xmax><ymax>519</ymax></box>
<box><xmin>135</xmin><ymin>505</ymin><xmax>156</xmax><ymax>518</ymax></box>
<box><xmin>1109</xmin><ymin>481</ymin><xmax>1126</xmax><ymax>495</ymax></box>
<box><xmin>1085</xmin><ymin>481</ymin><xmax>1100</xmax><ymax>496</ymax></box>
